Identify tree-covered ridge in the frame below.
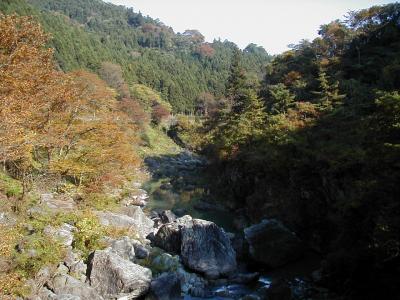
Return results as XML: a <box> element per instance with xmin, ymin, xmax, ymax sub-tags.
<box><xmin>0</xmin><ymin>0</ymin><xmax>271</xmax><ymax>113</ymax></box>
<box><xmin>172</xmin><ymin>3</ymin><xmax>400</xmax><ymax>299</ymax></box>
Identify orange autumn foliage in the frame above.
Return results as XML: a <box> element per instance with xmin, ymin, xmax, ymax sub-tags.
<box><xmin>0</xmin><ymin>15</ymin><xmax>140</xmax><ymax>190</ymax></box>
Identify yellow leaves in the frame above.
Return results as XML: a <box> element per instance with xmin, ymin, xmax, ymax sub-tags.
<box><xmin>0</xmin><ymin>14</ymin><xmax>49</xmax><ymax>52</ymax></box>
<box><xmin>0</xmin><ymin>14</ymin><xmax>58</xmax><ymax>166</ymax></box>
<box><xmin>0</xmin><ymin>224</ymin><xmax>22</xmax><ymax>257</ymax></box>
<box><xmin>0</xmin><ymin>271</ymin><xmax>30</xmax><ymax>299</ymax></box>
<box><xmin>1</xmin><ymin>14</ymin><xmax>142</xmax><ymax>192</ymax></box>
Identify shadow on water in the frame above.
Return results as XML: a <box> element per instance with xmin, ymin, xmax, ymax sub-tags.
<box><xmin>143</xmin><ymin>151</ymin><xmax>327</xmax><ymax>299</ymax></box>
<box><xmin>143</xmin><ymin>151</ymin><xmax>236</xmax><ymax>232</ymax></box>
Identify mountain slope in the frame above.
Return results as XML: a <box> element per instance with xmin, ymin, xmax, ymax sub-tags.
<box><xmin>1</xmin><ymin>0</ymin><xmax>272</xmax><ymax>112</ymax></box>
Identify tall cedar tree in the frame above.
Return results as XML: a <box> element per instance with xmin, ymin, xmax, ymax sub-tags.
<box><xmin>226</xmin><ymin>48</ymin><xmax>249</xmax><ymax>114</ymax></box>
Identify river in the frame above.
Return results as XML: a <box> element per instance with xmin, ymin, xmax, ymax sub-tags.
<box><xmin>143</xmin><ymin>151</ymin><xmax>331</xmax><ymax>300</ymax></box>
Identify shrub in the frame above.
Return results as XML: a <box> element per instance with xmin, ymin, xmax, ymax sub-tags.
<box><xmin>0</xmin><ymin>171</ymin><xmax>23</xmax><ymax>198</ymax></box>
<box><xmin>81</xmin><ymin>193</ymin><xmax>120</xmax><ymax>211</ymax></box>
<box><xmin>13</xmin><ymin>233</ymin><xmax>65</xmax><ymax>277</ymax></box>
<box><xmin>73</xmin><ymin>212</ymin><xmax>106</xmax><ymax>259</ymax></box>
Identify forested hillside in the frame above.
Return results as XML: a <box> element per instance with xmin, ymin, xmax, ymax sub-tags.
<box><xmin>0</xmin><ymin>0</ymin><xmax>271</xmax><ymax>112</ymax></box>
<box><xmin>180</xmin><ymin>3</ymin><xmax>400</xmax><ymax>299</ymax></box>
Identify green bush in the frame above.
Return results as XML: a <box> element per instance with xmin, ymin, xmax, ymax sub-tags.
<box><xmin>82</xmin><ymin>193</ymin><xmax>119</xmax><ymax>211</ymax></box>
<box><xmin>13</xmin><ymin>233</ymin><xmax>65</xmax><ymax>277</ymax></box>
<box><xmin>0</xmin><ymin>171</ymin><xmax>23</xmax><ymax>198</ymax></box>
<box><xmin>73</xmin><ymin>212</ymin><xmax>106</xmax><ymax>260</ymax></box>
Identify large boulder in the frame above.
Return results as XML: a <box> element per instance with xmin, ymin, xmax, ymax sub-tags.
<box><xmin>48</xmin><ymin>274</ymin><xmax>103</xmax><ymax>300</ymax></box>
<box><xmin>152</xmin><ymin>216</ymin><xmax>236</xmax><ymax>279</ymax></box>
<box><xmin>87</xmin><ymin>250</ymin><xmax>152</xmax><ymax>299</ymax></box>
<box><xmin>148</xmin><ymin>272</ymin><xmax>181</xmax><ymax>300</ymax></box>
<box><xmin>244</xmin><ymin>219</ymin><xmax>305</xmax><ymax>268</ymax></box>
<box><xmin>96</xmin><ymin>208</ymin><xmax>154</xmax><ymax>239</ymax></box>
<box><xmin>153</xmin><ymin>223</ymin><xmax>181</xmax><ymax>254</ymax></box>
<box><xmin>180</xmin><ymin>219</ymin><xmax>237</xmax><ymax>279</ymax></box>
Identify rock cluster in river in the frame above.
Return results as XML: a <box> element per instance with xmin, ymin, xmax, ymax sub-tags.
<box><xmin>152</xmin><ymin>213</ymin><xmax>237</xmax><ymax>279</ymax></box>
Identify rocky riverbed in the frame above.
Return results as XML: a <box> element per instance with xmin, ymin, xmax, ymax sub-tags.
<box><xmin>20</xmin><ymin>151</ymin><xmax>334</xmax><ymax>300</ymax></box>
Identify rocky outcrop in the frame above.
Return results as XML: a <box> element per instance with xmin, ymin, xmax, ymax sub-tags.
<box><xmin>47</xmin><ymin>274</ymin><xmax>103</xmax><ymax>300</ymax></box>
<box><xmin>180</xmin><ymin>219</ymin><xmax>237</xmax><ymax>279</ymax></box>
<box><xmin>148</xmin><ymin>272</ymin><xmax>181</xmax><ymax>300</ymax></box>
<box><xmin>244</xmin><ymin>219</ymin><xmax>305</xmax><ymax>268</ymax></box>
<box><xmin>152</xmin><ymin>216</ymin><xmax>236</xmax><ymax>279</ymax></box>
<box><xmin>96</xmin><ymin>207</ymin><xmax>154</xmax><ymax>239</ymax></box>
<box><xmin>87</xmin><ymin>250</ymin><xmax>152</xmax><ymax>299</ymax></box>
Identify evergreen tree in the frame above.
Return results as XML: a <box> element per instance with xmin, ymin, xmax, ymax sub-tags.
<box><xmin>267</xmin><ymin>83</ymin><xmax>296</xmax><ymax>114</ymax></box>
<box><xmin>314</xmin><ymin>68</ymin><xmax>345</xmax><ymax>110</ymax></box>
<box><xmin>226</xmin><ymin>48</ymin><xmax>249</xmax><ymax>114</ymax></box>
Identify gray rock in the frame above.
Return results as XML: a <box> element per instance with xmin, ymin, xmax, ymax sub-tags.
<box><xmin>37</xmin><ymin>287</ymin><xmax>57</xmax><ymax>300</ymax></box>
<box><xmin>96</xmin><ymin>208</ymin><xmax>154</xmax><ymax>239</ymax></box>
<box><xmin>159</xmin><ymin>210</ymin><xmax>176</xmax><ymax>224</ymax></box>
<box><xmin>87</xmin><ymin>250</ymin><xmax>152</xmax><ymax>299</ymax></box>
<box><xmin>40</xmin><ymin>193</ymin><xmax>76</xmax><ymax>211</ymax></box>
<box><xmin>48</xmin><ymin>274</ymin><xmax>103</xmax><ymax>300</ymax></box>
<box><xmin>244</xmin><ymin>219</ymin><xmax>305</xmax><ymax>268</ymax></box>
<box><xmin>153</xmin><ymin>223</ymin><xmax>181</xmax><ymax>254</ymax></box>
<box><xmin>64</xmin><ymin>249</ymin><xmax>81</xmax><ymax>268</ymax></box>
<box><xmin>56</xmin><ymin>263</ymin><xmax>70</xmax><ymax>275</ymax></box>
<box><xmin>132</xmin><ymin>240</ymin><xmax>150</xmax><ymax>259</ymax></box>
<box><xmin>121</xmin><ymin>206</ymin><xmax>155</xmax><ymax>235</ymax></box>
<box><xmin>148</xmin><ymin>272</ymin><xmax>181</xmax><ymax>300</ymax></box>
<box><xmin>44</xmin><ymin>223</ymin><xmax>75</xmax><ymax>247</ymax></box>
<box><xmin>149</xmin><ymin>211</ymin><xmax>161</xmax><ymax>219</ymax></box>
<box><xmin>69</xmin><ymin>260</ymin><xmax>87</xmax><ymax>282</ymax></box>
<box><xmin>0</xmin><ymin>211</ymin><xmax>16</xmax><ymax>226</ymax></box>
<box><xmin>181</xmin><ymin>219</ymin><xmax>237</xmax><ymax>279</ymax></box>
<box><xmin>54</xmin><ymin>295</ymin><xmax>81</xmax><ymax>300</ymax></box>
<box><xmin>110</xmin><ymin>236</ymin><xmax>136</xmax><ymax>261</ymax></box>
<box><xmin>175</xmin><ymin>215</ymin><xmax>193</xmax><ymax>226</ymax></box>
<box><xmin>176</xmin><ymin>267</ymin><xmax>208</xmax><ymax>297</ymax></box>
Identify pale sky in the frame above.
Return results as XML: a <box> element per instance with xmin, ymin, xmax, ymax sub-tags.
<box><xmin>108</xmin><ymin>0</ymin><xmax>395</xmax><ymax>54</ymax></box>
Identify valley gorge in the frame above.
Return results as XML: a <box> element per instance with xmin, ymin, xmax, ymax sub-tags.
<box><xmin>1</xmin><ymin>0</ymin><xmax>400</xmax><ymax>299</ymax></box>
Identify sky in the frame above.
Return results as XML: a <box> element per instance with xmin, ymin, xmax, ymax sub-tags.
<box><xmin>108</xmin><ymin>0</ymin><xmax>395</xmax><ymax>54</ymax></box>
